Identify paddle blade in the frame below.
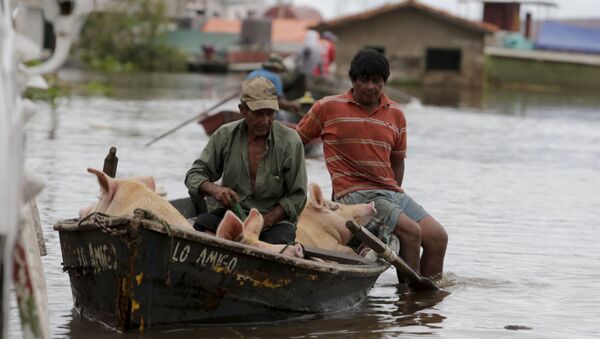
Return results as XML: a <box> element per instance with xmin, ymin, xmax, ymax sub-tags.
<box><xmin>346</xmin><ymin>220</ymin><xmax>439</xmax><ymax>291</ymax></box>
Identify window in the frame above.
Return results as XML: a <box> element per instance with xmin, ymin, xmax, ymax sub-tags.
<box><xmin>426</xmin><ymin>48</ymin><xmax>461</xmax><ymax>72</ymax></box>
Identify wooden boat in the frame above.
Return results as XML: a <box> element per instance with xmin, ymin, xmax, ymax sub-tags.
<box><xmin>54</xmin><ymin>197</ymin><xmax>388</xmax><ymax>332</ymax></box>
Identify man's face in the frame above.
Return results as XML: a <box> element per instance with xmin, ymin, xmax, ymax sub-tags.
<box><xmin>351</xmin><ymin>75</ymin><xmax>384</xmax><ymax>107</ymax></box>
<box><xmin>240</xmin><ymin>104</ymin><xmax>276</xmax><ymax>137</ymax></box>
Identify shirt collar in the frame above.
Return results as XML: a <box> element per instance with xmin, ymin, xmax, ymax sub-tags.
<box><xmin>344</xmin><ymin>89</ymin><xmax>392</xmax><ymax>109</ymax></box>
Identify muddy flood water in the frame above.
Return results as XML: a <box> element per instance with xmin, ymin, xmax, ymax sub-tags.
<box><xmin>10</xmin><ymin>70</ymin><xmax>600</xmax><ymax>338</ymax></box>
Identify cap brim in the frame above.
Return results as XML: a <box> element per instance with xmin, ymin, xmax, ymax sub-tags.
<box><xmin>263</xmin><ymin>62</ymin><xmax>285</xmax><ymax>72</ymax></box>
<box><xmin>246</xmin><ymin>99</ymin><xmax>279</xmax><ymax>111</ymax></box>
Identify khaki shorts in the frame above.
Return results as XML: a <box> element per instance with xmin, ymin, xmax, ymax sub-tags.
<box><xmin>337</xmin><ymin>189</ymin><xmax>429</xmax><ymax>240</ymax></box>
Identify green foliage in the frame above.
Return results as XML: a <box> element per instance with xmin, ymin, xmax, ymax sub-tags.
<box><xmin>77</xmin><ymin>0</ymin><xmax>187</xmax><ymax>72</ymax></box>
<box><xmin>84</xmin><ymin>82</ymin><xmax>114</xmax><ymax>96</ymax></box>
<box><xmin>24</xmin><ymin>75</ymin><xmax>70</xmax><ymax>109</ymax></box>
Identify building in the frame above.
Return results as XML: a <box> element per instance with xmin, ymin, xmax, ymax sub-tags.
<box><xmin>315</xmin><ymin>0</ymin><xmax>496</xmax><ymax>88</ymax></box>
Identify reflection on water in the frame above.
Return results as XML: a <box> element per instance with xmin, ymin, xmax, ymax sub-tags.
<box><xmin>396</xmin><ymin>83</ymin><xmax>600</xmax><ymax>121</ymax></box>
<box><xmin>12</xmin><ymin>70</ymin><xmax>600</xmax><ymax>338</ymax></box>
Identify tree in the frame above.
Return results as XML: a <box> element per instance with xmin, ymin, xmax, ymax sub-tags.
<box><xmin>77</xmin><ymin>0</ymin><xmax>186</xmax><ymax>72</ymax></box>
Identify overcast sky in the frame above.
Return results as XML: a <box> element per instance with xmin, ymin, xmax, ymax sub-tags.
<box><xmin>289</xmin><ymin>0</ymin><xmax>600</xmax><ymax>21</ymax></box>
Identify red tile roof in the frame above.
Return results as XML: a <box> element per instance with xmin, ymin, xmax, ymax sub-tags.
<box><xmin>316</xmin><ymin>0</ymin><xmax>497</xmax><ymax>34</ymax></box>
<box><xmin>273</xmin><ymin>19</ymin><xmax>317</xmax><ymax>43</ymax></box>
<box><xmin>203</xmin><ymin>18</ymin><xmax>241</xmax><ymax>34</ymax></box>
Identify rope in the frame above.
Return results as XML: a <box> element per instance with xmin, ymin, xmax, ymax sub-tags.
<box><xmin>78</xmin><ymin>212</ymin><xmax>129</xmax><ymax>236</ymax></box>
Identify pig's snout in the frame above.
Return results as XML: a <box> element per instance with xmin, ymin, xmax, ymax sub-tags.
<box><xmin>279</xmin><ymin>243</ymin><xmax>304</xmax><ymax>258</ymax></box>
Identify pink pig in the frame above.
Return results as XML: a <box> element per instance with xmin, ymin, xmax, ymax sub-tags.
<box><xmin>216</xmin><ymin>209</ymin><xmax>304</xmax><ymax>258</ymax></box>
<box><xmin>296</xmin><ymin>183</ymin><xmax>376</xmax><ymax>255</ymax></box>
<box><xmin>79</xmin><ymin>168</ymin><xmax>192</xmax><ymax>229</ymax></box>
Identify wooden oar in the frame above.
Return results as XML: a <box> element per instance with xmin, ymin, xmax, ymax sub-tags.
<box><xmin>144</xmin><ymin>90</ymin><xmax>240</xmax><ymax>147</ymax></box>
<box><xmin>345</xmin><ymin>220</ymin><xmax>439</xmax><ymax>291</ymax></box>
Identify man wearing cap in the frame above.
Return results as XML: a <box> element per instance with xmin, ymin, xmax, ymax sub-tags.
<box><xmin>185</xmin><ymin>77</ymin><xmax>307</xmax><ymax>244</ymax></box>
<box><xmin>247</xmin><ymin>54</ymin><xmax>300</xmax><ymax>113</ymax></box>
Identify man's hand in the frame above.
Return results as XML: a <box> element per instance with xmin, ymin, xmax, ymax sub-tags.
<box><xmin>200</xmin><ymin>182</ymin><xmax>240</xmax><ymax>209</ymax></box>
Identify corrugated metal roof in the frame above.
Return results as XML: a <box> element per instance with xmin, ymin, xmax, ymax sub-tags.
<box><xmin>535</xmin><ymin>21</ymin><xmax>600</xmax><ymax>54</ymax></box>
<box><xmin>461</xmin><ymin>0</ymin><xmax>557</xmax><ymax>6</ymax></box>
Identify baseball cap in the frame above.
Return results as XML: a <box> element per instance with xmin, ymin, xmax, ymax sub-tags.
<box><xmin>262</xmin><ymin>53</ymin><xmax>285</xmax><ymax>72</ymax></box>
<box><xmin>241</xmin><ymin>77</ymin><xmax>279</xmax><ymax>111</ymax></box>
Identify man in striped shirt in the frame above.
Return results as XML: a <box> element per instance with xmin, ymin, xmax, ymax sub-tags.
<box><xmin>296</xmin><ymin>49</ymin><xmax>447</xmax><ymax>279</ymax></box>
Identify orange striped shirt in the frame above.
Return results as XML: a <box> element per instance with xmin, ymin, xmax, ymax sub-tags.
<box><xmin>297</xmin><ymin>90</ymin><xmax>407</xmax><ymax>199</ymax></box>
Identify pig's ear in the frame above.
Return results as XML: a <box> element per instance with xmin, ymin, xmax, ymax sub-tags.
<box><xmin>308</xmin><ymin>183</ymin><xmax>324</xmax><ymax>209</ymax></box>
<box><xmin>216</xmin><ymin>211</ymin><xmax>244</xmax><ymax>242</ymax></box>
<box><xmin>243</xmin><ymin>209</ymin><xmax>264</xmax><ymax>237</ymax></box>
<box><xmin>368</xmin><ymin>201</ymin><xmax>377</xmax><ymax>215</ymax></box>
<box><xmin>132</xmin><ymin>175</ymin><xmax>156</xmax><ymax>191</ymax></box>
<box><xmin>87</xmin><ymin>168</ymin><xmax>114</xmax><ymax>197</ymax></box>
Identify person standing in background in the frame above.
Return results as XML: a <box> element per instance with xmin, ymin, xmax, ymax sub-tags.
<box><xmin>293</xmin><ymin>30</ymin><xmax>322</xmax><ymax>94</ymax></box>
<box><xmin>314</xmin><ymin>31</ymin><xmax>337</xmax><ymax>76</ymax></box>
<box><xmin>247</xmin><ymin>54</ymin><xmax>300</xmax><ymax>113</ymax></box>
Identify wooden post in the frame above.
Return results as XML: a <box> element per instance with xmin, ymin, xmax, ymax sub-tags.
<box><xmin>103</xmin><ymin>146</ymin><xmax>118</xmax><ymax>178</ymax></box>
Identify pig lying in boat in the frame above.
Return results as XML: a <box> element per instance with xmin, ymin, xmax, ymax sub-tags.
<box><xmin>216</xmin><ymin>208</ymin><xmax>304</xmax><ymax>258</ymax></box>
<box><xmin>214</xmin><ymin>183</ymin><xmax>376</xmax><ymax>257</ymax></box>
<box><xmin>80</xmin><ymin>169</ymin><xmax>374</xmax><ymax>257</ymax></box>
<box><xmin>79</xmin><ymin>168</ymin><xmax>193</xmax><ymax>229</ymax></box>
<box><xmin>79</xmin><ymin>168</ymin><xmax>303</xmax><ymax>257</ymax></box>
<box><xmin>295</xmin><ymin>183</ymin><xmax>376</xmax><ymax>255</ymax></box>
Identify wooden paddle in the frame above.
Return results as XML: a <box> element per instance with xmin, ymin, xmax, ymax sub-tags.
<box><xmin>345</xmin><ymin>220</ymin><xmax>439</xmax><ymax>291</ymax></box>
<box><xmin>144</xmin><ymin>90</ymin><xmax>240</xmax><ymax>147</ymax></box>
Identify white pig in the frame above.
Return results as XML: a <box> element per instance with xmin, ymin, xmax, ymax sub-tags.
<box><xmin>216</xmin><ymin>208</ymin><xmax>304</xmax><ymax>258</ymax></box>
<box><xmin>296</xmin><ymin>183</ymin><xmax>376</xmax><ymax>255</ymax></box>
<box><xmin>79</xmin><ymin>168</ymin><xmax>192</xmax><ymax>229</ymax></box>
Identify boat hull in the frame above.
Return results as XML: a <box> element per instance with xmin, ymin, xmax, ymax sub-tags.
<box><xmin>56</xmin><ymin>214</ymin><xmax>386</xmax><ymax>331</ymax></box>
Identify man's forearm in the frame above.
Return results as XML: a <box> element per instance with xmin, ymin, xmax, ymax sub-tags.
<box><xmin>392</xmin><ymin>158</ymin><xmax>405</xmax><ymax>187</ymax></box>
<box><xmin>199</xmin><ymin>181</ymin><xmax>219</xmax><ymax>196</ymax></box>
<box><xmin>263</xmin><ymin>204</ymin><xmax>287</xmax><ymax>228</ymax></box>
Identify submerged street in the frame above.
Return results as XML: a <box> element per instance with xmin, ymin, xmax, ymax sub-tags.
<box><xmin>11</xmin><ymin>71</ymin><xmax>600</xmax><ymax>338</ymax></box>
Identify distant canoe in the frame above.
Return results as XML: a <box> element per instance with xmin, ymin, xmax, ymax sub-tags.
<box><xmin>54</xmin><ymin>198</ymin><xmax>388</xmax><ymax>332</ymax></box>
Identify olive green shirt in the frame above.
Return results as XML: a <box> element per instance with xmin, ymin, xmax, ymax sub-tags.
<box><xmin>185</xmin><ymin>119</ymin><xmax>307</xmax><ymax>225</ymax></box>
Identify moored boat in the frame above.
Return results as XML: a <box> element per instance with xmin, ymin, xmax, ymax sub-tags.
<box><xmin>54</xmin><ymin>197</ymin><xmax>388</xmax><ymax>332</ymax></box>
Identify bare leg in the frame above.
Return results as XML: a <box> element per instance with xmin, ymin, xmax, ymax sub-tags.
<box><xmin>418</xmin><ymin>215</ymin><xmax>448</xmax><ymax>278</ymax></box>
<box><xmin>393</xmin><ymin>213</ymin><xmax>421</xmax><ymax>273</ymax></box>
